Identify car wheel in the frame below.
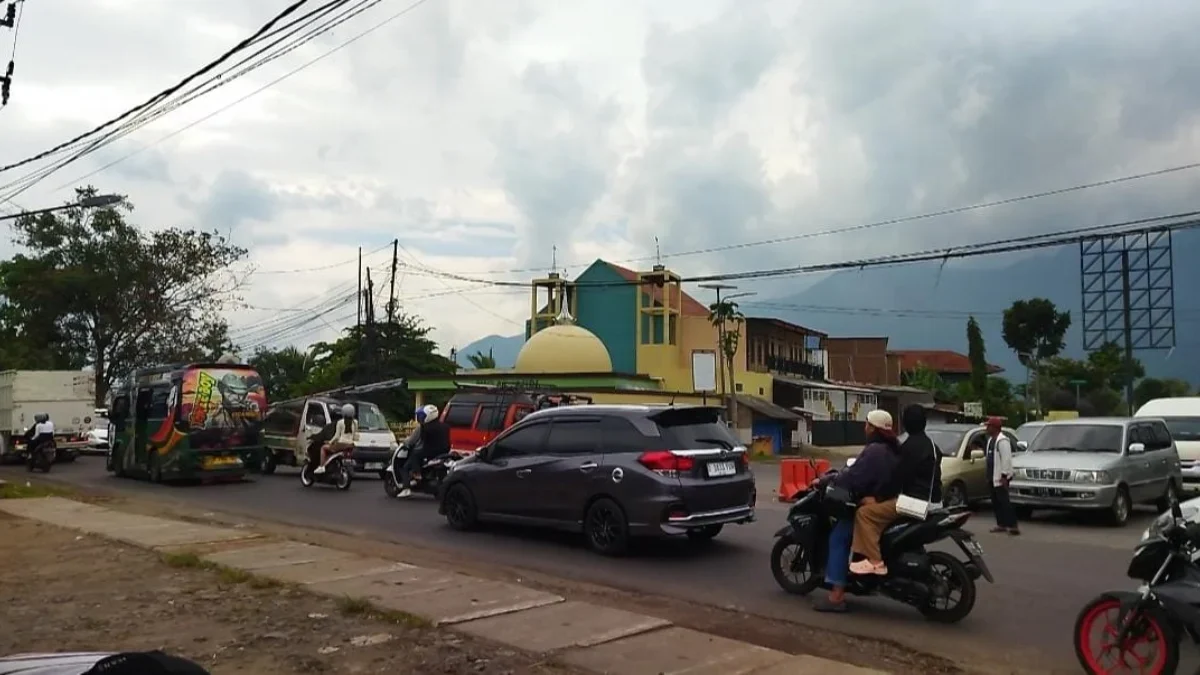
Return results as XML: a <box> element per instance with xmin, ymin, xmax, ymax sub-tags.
<box><xmin>584</xmin><ymin>498</ymin><xmax>630</xmax><ymax>557</ymax></box>
<box><xmin>686</xmin><ymin>524</ymin><xmax>723</xmax><ymax>543</ymax></box>
<box><xmin>442</xmin><ymin>483</ymin><xmax>478</xmax><ymax>531</ymax></box>
<box><xmin>1156</xmin><ymin>480</ymin><xmax>1179</xmax><ymax>514</ymax></box>
<box><xmin>945</xmin><ymin>481</ymin><xmax>968</xmax><ymax>509</ymax></box>
<box><xmin>261</xmin><ymin>454</ymin><xmax>277</xmax><ymax>475</ymax></box>
<box><xmin>1109</xmin><ymin>485</ymin><xmax>1132</xmax><ymax>526</ymax></box>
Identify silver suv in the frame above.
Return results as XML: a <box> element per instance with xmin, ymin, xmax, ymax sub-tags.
<box><xmin>1010</xmin><ymin>417</ymin><xmax>1182</xmax><ymax>526</ymax></box>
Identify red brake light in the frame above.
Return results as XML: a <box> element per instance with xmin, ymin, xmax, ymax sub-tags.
<box><xmin>638</xmin><ymin>450</ymin><xmax>694</xmax><ymax>476</ymax></box>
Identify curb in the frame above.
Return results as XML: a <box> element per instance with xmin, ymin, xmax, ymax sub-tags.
<box><xmin>0</xmin><ymin>495</ymin><xmax>889</xmax><ymax>675</ymax></box>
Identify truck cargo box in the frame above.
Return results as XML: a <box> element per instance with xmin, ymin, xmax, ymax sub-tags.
<box><xmin>0</xmin><ymin>370</ymin><xmax>96</xmax><ymax>439</ymax></box>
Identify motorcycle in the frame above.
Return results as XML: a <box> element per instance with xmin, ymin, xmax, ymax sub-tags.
<box><xmin>1073</xmin><ymin>496</ymin><xmax>1200</xmax><ymax>673</ymax></box>
<box><xmin>769</xmin><ymin>462</ymin><xmax>993</xmax><ymax>623</ymax></box>
<box><xmin>382</xmin><ymin>444</ymin><xmax>459</xmax><ymax>498</ymax></box>
<box><xmin>23</xmin><ymin>432</ymin><xmax>55</xmax><ymax>473</ymax></box>
<box><xmin>298</xmin><ymin>435</ymin><xmax>353</xmax><ymax>491</ymax></box>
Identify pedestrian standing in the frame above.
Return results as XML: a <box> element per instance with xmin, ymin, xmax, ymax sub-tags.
<box><xmin>984</xmin><ymin>417</ymin><xmax>1020</xmax><ymax>535</ymax></box>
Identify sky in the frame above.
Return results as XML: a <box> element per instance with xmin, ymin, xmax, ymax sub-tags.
<box><xmin>3</xmin><ymin>0</ymin><xmax>1200</xmax><ymax>357</ymax></box>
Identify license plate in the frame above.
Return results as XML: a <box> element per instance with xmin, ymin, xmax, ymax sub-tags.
<box><xmin>363</xmin><ymin>462</ymin><xmax>384</xmax><ymax>471</ymax></box>
<box><xmin>1030</xmin><ymin>487</ymin><xmax>1063</xmax><ymax>497</ymax></box>
<box><xmin>706</xmin><ymin>461</ymin><xmax>736</xmax><ymax>477</ymax></box>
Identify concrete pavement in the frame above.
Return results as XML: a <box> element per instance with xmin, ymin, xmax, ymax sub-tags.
<box><xmin>6</xmin><ymin>458</ymin><xmax>1164</xmax><ymax>673</ymax></box>
<box><xmin>0</xmin><ymin>495</ymin><xmax>881</xmax><ymax>675</ymax></box>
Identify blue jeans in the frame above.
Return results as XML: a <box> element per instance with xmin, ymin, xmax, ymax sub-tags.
<box><xmin>825</xmin><ymin>519</ymin><xmax>853</xmax><ymax>587</ymax></box>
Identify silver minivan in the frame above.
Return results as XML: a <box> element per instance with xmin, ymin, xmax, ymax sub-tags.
<box><xmin>1009</xmin><ymin>417</ymin><xmax>1182</xmax><ymax>526</ymax></box>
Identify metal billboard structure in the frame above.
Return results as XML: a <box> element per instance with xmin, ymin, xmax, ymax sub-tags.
<box><xmin>1079</xmin><ymin>230</ymin><xmax>1176</xmax><ymax>410</ymax></box>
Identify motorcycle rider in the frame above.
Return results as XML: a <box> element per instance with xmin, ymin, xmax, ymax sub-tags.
<box><xmin>397</xmin><ymin>404</ymin><xmax>449</xmax><ymax>498</ymax></box>
<box><xmin>314</xmin><ymin>403</ymin><xmax>358</xmax><ymax>475</ymax></box>
<box><xmin>26</xmin><ymin>412</ymin><xmax>55</xmax><ymax>456</ymax></box>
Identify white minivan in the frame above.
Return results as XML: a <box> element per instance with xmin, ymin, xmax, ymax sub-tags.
<box><xmin>1136</xmin><ymin>397</ymin><xmax>1200</xmax><ymax>494</ymax></box>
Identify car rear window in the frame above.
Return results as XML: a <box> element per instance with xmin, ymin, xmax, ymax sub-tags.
<box><xmin>622</xmin><ymin>408</ymin><xmax>740</xmax><ymax>450</ymax></box>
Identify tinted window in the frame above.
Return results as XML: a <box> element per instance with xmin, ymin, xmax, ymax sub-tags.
<box><xmin>443</xmin><ymin>404</ymin><xmax>477</xmax><ymax>428</ymax></box>
<box><xmin>477</xmin><ymin>405</ymin><xmax>505</xmax><ymax>432</ymax></box>
<box><xmin>545</xmin><ymin>419</ymin><xmax>601</xmax><ymax>454</ymax></box>
<box><xmin>305</xmin><ymin>403</ymin><xmax>327</xmax><ymax>427</ymax></box>
<box><xmin>493</xmin><ymin>422</ymin><xmax>548</xmax><ymax>458</ymax></box>
<box><xmin>632</xmin><ymin>408</ymin><xmax>739</xmax><ymax>449</ymax></box>
<box><xmin>926</xmin><ymin>430</ymin><xmax>966</xmax><ymax>457</ymax></box>
<box><xmin>1162</xmin><ymin>417</ymin><xmax>1200</xmax><ymax>442</ymax></box>
<box><xmin>513</xmin><ymin>407</ymin><xmax>533</xmax><ymax>423</ymax></box>
<box><xmin>148</xmin><ymin>387</ymin><xmax>171</xmax><ymax>419</ymax></box>
<box><xmin>1150</xmin><ymin>422</ymin><xmax>1173</xmax><ymax>449</ymax></box>
<box><xmin>601</xmin><ymin>417</ymin><xmax>655</xmax><ymax>453</ymax></box>
<box><xmin>1029</xmin><ymin>425</ymin><xmax>1124</xmax><ymax>453</ymax></box>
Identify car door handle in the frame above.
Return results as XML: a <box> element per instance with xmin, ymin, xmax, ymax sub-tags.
<box><xmin>516</xmin><ymin>469</ymin><xmax>531</xmax><ymax>478</ymax></box>
<box><xmin>579</xmin><ymin>462</ymin><xmax>598</xmax><ymax>472</ymax></box>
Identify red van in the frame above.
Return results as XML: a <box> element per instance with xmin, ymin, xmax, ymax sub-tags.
<box><xmin>441</xmin><ymin>390</ymin><xmax>595</xmax><ymax>453</ymax></box>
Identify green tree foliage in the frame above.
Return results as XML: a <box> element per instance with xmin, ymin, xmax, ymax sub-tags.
<box><xmin>903</xmin><ymin>364</ymin><xmax>950</xmax><ymax>400</ymax></box>
<box><xmin>0</xmin><ymin>187</ymin><xmax>246</xmax><ymax>405</ymax></box>
<box><xmin>1001</xmin><ymin>298</ymin><xmax>1071</xmax><ymax>365</ymax></box>
<box><xmin>966</xmin><ymin>316</ymin><xmax>988</xmax><ymax>400</ymax></box>
<box><xmin>1086</xmin><ymin>341</ymin><xmax>1145</xmax><ymax>392</ymax></box>
<box><xmin>1039</xmin><ymin>344</ymin><xmax>1146</xmax><ymax>416</ymax></box>
<box><xmin>1135</xmin><ymin>378</ymin><xmax>1192</xmax><ymax>408</ymax></box>
<box><xmin>707</xmin><ymin>299</ymin><xmax>745</xmax><ymax>399</ymax></box>
<box><xmin>466</xmin><ymin>349</ymin><xmax>496</xmax><ymax>369</ymax></box>
<box><xmin>249</xmin><ymin>346</ymin><xmax>311</xmax><ymax>402</ymax></box>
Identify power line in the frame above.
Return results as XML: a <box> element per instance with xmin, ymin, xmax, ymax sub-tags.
<box><xmin>5</xmin><ymin>0</ymin><xmax>433</xmax><ymax>201</ymax></box>
<box><xmin>0</xmin><ymin>0</ymin><xmax>318</xmax><ymax>176</ymax></box>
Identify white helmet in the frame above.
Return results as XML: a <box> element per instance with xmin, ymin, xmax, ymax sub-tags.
<box><xmin>341</xmin><ymin>403</ymin><xmax>356</xmax><ymax>419</ymax></box>
<box><xmin>416</xmin><ymin>404</ymin><xmax>438</xmax><ymax>423</ymax></box>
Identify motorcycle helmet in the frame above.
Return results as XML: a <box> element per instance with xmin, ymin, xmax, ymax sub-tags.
<box><xmin>340</xmin><ymin>403</ymin><xmax>356</xmax><ymax>419</ymax></box>
<box><xmin>422</xmin><ymin>404</ymin><xmax>439</xmax><ymax>422</ymax></box>
<box><xmin>34</xmin><ymin>412</ymin><xmax>48</xmax><ymax>423</ymax></box>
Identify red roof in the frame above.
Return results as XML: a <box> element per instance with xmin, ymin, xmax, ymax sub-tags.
<box><xmin>604</xmin><ymin>262</ymin><xmax>710</xmax><ymax>317</ymax></box>
<box><xmin>891</xmin><ymin>350</ymin><xmax>1004</xmax><ymax>375</ymax></box>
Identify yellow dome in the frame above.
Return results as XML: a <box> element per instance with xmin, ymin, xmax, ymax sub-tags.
<box><xmin>514</xmin><ymin>324</ymin><xmax>613</xmax><ymax>374</ymax></box>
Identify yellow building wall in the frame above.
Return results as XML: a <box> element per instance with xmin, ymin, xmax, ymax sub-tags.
<box><xmin>582</xmin><ymin>390</ymin><xmax>710</xmax><ymax>406</ymax></box>
<box><xmin>635</xmin><ymin>315</ymin><xmax>773</xmax><ymax>401</ymax></box>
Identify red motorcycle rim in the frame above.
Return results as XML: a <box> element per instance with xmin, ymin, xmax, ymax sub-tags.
<box><xmin>1078</xmin><ymin>598</ymin><xmax>1169</xmax><ymax>673</ymax></box>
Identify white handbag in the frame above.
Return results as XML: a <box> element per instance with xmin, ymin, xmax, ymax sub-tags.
<box><xmin>896</xmin><ymin>444</ymin><xmax>939</xmax><ymax>520</ymax></box>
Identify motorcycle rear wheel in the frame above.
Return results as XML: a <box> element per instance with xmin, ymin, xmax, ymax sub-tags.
<box><xmin>1075</xmin><ymin>595</ymin><xmax>1179</xmax><ymax>674</ymax></box>
<box><xmin>918</xmin><ymin>551</ymin><xmax>977</xmax><ymax>623</ymax></box>
<box><xmin>299</xmin><ymin>463</ymin><xmax>316</xmax><ymax>487</ymax></box>
<box><xmin>333</xmin><ymin>465</ymin><xmax>352</xmax><ymax>491</ymax></box>
<box><xmin>769</xmin><ymin>535</ymin><xmax>821</xmax><ymax>595</ymax></box>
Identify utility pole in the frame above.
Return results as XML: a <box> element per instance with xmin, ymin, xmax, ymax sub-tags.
<box><xmin>387</xmin><ymin>238</ymin><xmax>398</xmax><ymax>325</ymax></box>
<box><xmin>364</xmin><ymin>269</ymin><xmax>376</xmax><ymax>384</ymax></box>
<box><xmin>356</xmin><ymin>247</ymin><xmax>363</xmax><ymax>330</ymax></box>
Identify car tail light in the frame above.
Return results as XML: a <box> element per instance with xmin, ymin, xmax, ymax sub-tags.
<box><xmin>638</xmin><ymin>450</ymin><xmax>694</xmax><ymax>477</ymax></box>
<box><xmin>739</xmin><ymin>452</ymin><xmax>750</xmax><ymax>467</ymax></box>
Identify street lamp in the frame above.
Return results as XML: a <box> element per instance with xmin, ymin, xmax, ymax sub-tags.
<box><xmin>0</xmin><ymin>194</ymin><xmax>122</xmax><ymax>222</ymax></box>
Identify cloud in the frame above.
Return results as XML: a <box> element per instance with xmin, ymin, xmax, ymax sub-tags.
<box><xmin>3</xmin><ymin>0</ymin><xmax>1200</xmax><ymax>357</ymax></box>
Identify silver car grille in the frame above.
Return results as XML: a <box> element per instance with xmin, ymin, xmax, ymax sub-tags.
<box><xmin>1025</xmin><ymin>469</ymin><xmax>1072</xmax><ymax>481</ymax></box>
<box><xmin>1182</xmin><ymin>459</ymin><xmax>1198</xmax><ymax>470</ymax></box>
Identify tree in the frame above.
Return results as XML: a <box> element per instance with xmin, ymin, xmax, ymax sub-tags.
<box><xmin>1135</xmin><ymin>378</ymin><xmax>1192</xmax><ymax>408</ymax></box>
<box><xmin>466</xmin><ymin>349</ymin><xmax>496</xmax><ymax>369</ymax></box>
<box><xmin>249</xmin><ymin>346</ymin><xmax>312</xmax><ymax>402</ymax></box>
<box><xmin>1001</xmin><ymin>298</ymin><xmax>1071</xmax><ymax>365</ymax></box>
<box><xmin>708</xmin><ymin>299</ymin><xmax>745</xmax><ymax>422</ymax></box>
<box><xmin>903</xmin><ymin>364</ymin><xmax>950</xmax><ymax>400</ymax></box>
<box><xmin>966</xmin><ymin>316</ymin><xmax>987</xmax><ymax>401</ymax></box>
<box><xmin>1086</xmin><ymin>341</ymin><xmax>1144</xmax><ymax>394</ymax></box>
<box><xmin>0</xmin><ymin>187</ymin><xmax>247</xmax><ymax>405</ymax></box>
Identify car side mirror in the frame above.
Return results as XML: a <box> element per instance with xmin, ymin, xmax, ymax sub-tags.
<box><xmin>479</xmin><ymin>445</ymin><xmax>494</xmax><ymax>462</ymax></box>
<box><xmin>969</xmin><ymin>449</ymin><xmax>986</xmax><ymax>461</ymax></box>
<box><xmin>1128</xmin><ymin>442</ymin><xmax>1146</xmax><ymax>455</ymax></box>
<box><xmin>1016</xmin><ymin>441</ymin><xmax>1028</xmax><ymax>451</ymax></box>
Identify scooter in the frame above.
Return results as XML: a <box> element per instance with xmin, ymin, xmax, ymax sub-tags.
<box><xmin>382</xmin><ymin>444</ymin><xmax>459</xmax><ymax>498</ymax></box>
<box><xmin>25</xmin><ymin>438</ymin><xmax>55</xmax><ymax>473</ymax></box>
<box><xmin>769</xmin><ymin>460</ymin><xmax>993</xmax><ymax>624</ymax></box>
<box><xmin>299</xmin><ymin>440</ymin><xmax>353</xmax><ymax>491</ymax></box>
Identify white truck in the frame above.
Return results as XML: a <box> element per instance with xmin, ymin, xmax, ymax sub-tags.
<box><xmin>0</xmin><ymin>370</ymin><xmax>96</xmax><ymax>464</ymax></box>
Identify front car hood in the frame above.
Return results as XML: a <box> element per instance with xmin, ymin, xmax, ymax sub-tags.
<box><xmin>0</xmin><ymin>653</ymin><xmax>110</xmax><ymax>674</ymax></box>
<box><xmin>1014</xmin><ymin>451</ymin><xmax>1121</xmax><ymax>471</ymax></box>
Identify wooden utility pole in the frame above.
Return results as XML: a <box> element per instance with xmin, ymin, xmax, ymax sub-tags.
<box><xmin>364</xmin><ymin>269</ymin><xmax>376</xmax><ymax>384</ymax></box>
<box><xmin>356</xmin><ymin>246</ymin><xmax>363</xmax><ymax>330</ymax></box>
<box><xmin>387</xmin><ymin>239</ymin><xmax>398</xmax><ymax>324</ymax></box>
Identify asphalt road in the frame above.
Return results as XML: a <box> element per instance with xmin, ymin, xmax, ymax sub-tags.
<box><xmin>15</xmin><ymin>458</ymin><xmax>1170</xmax><ymax>672</ymax></box>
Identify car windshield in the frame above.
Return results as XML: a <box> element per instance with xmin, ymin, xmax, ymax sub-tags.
<box><xmin>1015</xmin><ymin>425</ymin><xmax>1044</xmax><ymax>443</ymax></box>
<box><xmin>1029</xmin><ymin>425</ymin><xmax>1123</xmax><ymax>453</ymax></box>
<box><xmin>926</xmin><ymin>430</ymin><xmax>966</xmax><ymax>457</ymax></box>
<box><xmin>1163</xmin><ymin>417</ymin><xmax>1200</xmax><ymax>442</ymax></box>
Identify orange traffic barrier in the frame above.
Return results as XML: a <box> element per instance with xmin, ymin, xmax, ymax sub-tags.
<box><xmin>778</xmin><ymin>458</ymin><xmax>831</xmax><ymax>502</ymax></box>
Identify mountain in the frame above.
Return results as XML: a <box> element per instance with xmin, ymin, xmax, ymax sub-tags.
<box><xmin>461</xmin><ymin>230</ymin><xmax>1200</xmax><ymax>384</ymax></box>
<box><xmin>455</xmin><ymin>334</ymin><xmax>524</xmax><ymax>368</ymax></box>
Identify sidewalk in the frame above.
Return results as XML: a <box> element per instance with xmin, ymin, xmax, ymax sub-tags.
<box><xmin>0</xmin><ymin>494</ymin><xmax>885</xmax><ymax>675</ymax></box>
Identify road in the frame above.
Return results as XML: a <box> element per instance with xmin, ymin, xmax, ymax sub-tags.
<box><xmin>15</xmin><ymin>458</ymin><xmax>1168</xmax><ymax>672</ymax></box>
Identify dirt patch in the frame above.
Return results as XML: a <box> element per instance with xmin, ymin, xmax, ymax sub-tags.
<box><xmin>0</xmin><ymin>514</ymin><xmax>580</xmax><ymax>675</ymax></box>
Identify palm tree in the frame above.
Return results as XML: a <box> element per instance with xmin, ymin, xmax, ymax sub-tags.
<box><xmin>707</xmin><ymin>300</ymin><xmax>744</xmax><ymax>420</ymax></box>
<box><xmin>467</xmin><ymin>349</ymin><xmax>496</xmax><ymax>369</ymax></box>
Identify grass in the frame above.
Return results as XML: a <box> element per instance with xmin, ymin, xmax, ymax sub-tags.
<box><xmin>336</xmin><ymin>594</ymin><xmax>430</xmax><ymax>628</ymax></box>
<box><xmin>0</xmin><ymin>481</ymin><xmax>73</xmax><ymax>499</ymax></box>
<box><xmin>159</xmin><ymin>550</ymin><xmax>283</xmax><ymax>589</ymax></box>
